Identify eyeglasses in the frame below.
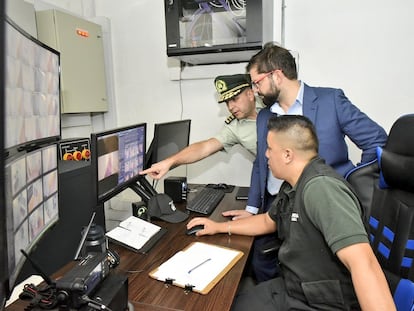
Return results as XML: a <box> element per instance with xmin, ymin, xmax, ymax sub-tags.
<box><xmin>252</xmin><ymin>70</ymin><xmax>276</xmax><ymax>89</ymax></box>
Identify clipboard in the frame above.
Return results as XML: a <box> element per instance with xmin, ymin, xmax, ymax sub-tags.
<box><xmin>149</xmin><ymin>242</ymin><xmax>243</xmax><ymax>294</ymax></box>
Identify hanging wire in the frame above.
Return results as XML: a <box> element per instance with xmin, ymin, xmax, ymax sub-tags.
<box><xmin>281</xmin><ymin>0</ymin><xmax>286</xmax><ymax>46</ymax></box>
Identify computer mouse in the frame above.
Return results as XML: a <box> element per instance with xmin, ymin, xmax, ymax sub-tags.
<box><xmin>186</xmin><ymin>224</ymin><xmax>204</xmax><ymax>236</ymax></box>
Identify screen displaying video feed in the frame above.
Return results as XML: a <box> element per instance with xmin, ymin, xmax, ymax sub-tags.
<box><xmin>4</xmin><ymin>144</ymin><xmax>59</xmax><ymax>288</ymax></box>
<box><xmin>91</xmin><ymin>123</ymin><xmax>147</xmax><ymax>203</ymax></box>
<box><xmin>4</xmin><ymin>18</ymin><xmax>60</xmax><ymax>151</ymax></box>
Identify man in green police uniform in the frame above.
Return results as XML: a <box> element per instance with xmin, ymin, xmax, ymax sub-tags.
<box><xmin>140</xmin><ymin>74</ymin><xmax>264</xmax><ymax>180</ymax></box>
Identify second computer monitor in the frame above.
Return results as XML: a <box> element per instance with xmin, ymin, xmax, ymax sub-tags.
<box><xmin>90</xmin><ymin>123</ymin><xmax>147</xmax><ymax>204</ymax></box>
<box><xmin>145</xmin><ymin>119</ymin><xmax>191</xmax><ymax>169</ymax></box>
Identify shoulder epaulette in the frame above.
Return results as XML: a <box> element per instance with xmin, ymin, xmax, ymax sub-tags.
<box><xmin>225</xmin><ymin>115</ymin><xmax>236</xmax><ymax>124</ymax></box>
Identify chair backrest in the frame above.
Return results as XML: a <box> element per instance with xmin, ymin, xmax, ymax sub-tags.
<box><xmin>346</xmin><ymin>114</ymin><xmax>414</xmax><ymax>311</ymax></box>
<box><xmin>345</xmin><ymin>159</ymin><xmax>379</xmax><ymax>223</ymax></box>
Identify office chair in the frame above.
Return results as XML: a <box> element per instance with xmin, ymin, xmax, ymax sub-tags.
<box><xmin>346</xmin><ymin>114</ymin><xmax>414</xmax><ymax>311</ymax></box>
<box><xmin>344</xmin><ymin>158</ymin><xmax>379</xmax><ymax>224</ymax></box>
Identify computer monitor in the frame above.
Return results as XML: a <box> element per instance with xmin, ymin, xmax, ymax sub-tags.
<box><xmin>90</xmin><ymin>123</ymin><xmax>152</xmax><ymax>204</ymax></box>
<box><xmin>145</xmin><ymin>119</ymin><xmax>191</xmax><ymax>169</ymax></box>
<box><xmin>4</xmin><ymin>17</ymin><xmax>61</xmax><ymax>155</ymax></box>
<box><xmin>3</xmin><ymin>144</ymin><xmax>59</xmax><ymax>296</ymax></box>
<box><xmin>2</xmin><ymin>16</ymin><xmax>61</xmax><ymax>305</ymax></box>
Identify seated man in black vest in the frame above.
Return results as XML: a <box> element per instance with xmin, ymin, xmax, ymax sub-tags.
<box><xmin>187</xmin><ymin>115</ymin><xmax>395</xmax><ymax>310</ymax></box>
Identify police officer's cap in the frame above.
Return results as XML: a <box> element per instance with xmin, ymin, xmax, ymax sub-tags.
<box><xmin>214</xmin><ymin>74</ymin><xmax>251</xmax><ymax>103</ymax></box>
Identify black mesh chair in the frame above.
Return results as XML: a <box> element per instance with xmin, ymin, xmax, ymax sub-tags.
<box><xmin>346</xmin><ymin>114</ymin><xmax>414</xmax><ymax>311</ymax></box>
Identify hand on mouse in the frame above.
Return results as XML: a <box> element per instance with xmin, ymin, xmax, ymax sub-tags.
<box><xmin>187</xmin><ymin>217</ymin><xmax>222</xmax><ymax>236</ymax></box>
<box><xmin>222</xmin><ymin>209</ymin><xmax>253</xmax><ymax>220</ymax></box>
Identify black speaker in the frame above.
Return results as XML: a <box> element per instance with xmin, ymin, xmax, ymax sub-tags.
<box><xmin>164</xmin><ymin>176</ymin><xmax>187</xmax><ymax>202</ymax></box>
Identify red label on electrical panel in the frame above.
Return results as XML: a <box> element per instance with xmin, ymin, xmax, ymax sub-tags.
<box><xmin>76</xmin><ymin>28</ymin><xmax>89</xmax><ymax>37</ymax></box>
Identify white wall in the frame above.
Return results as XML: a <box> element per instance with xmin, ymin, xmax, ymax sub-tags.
<box><xmin>93</xmin><ymin>0</ymin><xmax>265</xmax><ymax>189</ymax></box>
<box><xmin>14</xmin><ymin>0</ymin><xmax>414</xmax><ymax>187</ymax></box>
<box><xmin>93</xmin><ymin>0</ymin><xmax>414</xmax><ymax>185</ymax></box>
<box><xmin>9</xmin><ymin>0</ymin><xmax>413</xmax><ymax>228</ymax></box>
<box><xmin>283</xmin><ymin>0</ymin><xmax>414</xmax><ymax>161</ymax></box>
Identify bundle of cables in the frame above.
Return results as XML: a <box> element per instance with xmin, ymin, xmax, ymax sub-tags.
<box><xmin>18</xmin><ymin>283</ymin><xmax>114</xmax><ymax>311</ymax></box>
<box><xmin>18</xmin><ymin>283</ymin><xmax>60</xmax><ymax>310</ymax></box>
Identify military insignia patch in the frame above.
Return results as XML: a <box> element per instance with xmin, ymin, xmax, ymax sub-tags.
<box><xmin>225</xmin><ymin>115</ymin><xmax>236</xmax><ymax>124</ymax></box>
<box><xmin>215</xmin><ymin>79</ymin><xmax>227</xmax><ymax>93</ymax></box>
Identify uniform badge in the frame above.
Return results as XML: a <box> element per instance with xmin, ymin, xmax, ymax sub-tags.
<box><xmin>225</xmin><ymin>115</ymin><xmax>236</xmax><ymax>124</ymax></box>
<box><xmin>215</xmin><ymin>79</ymin><xmax>227</xmax><ymax>93</ymax></box>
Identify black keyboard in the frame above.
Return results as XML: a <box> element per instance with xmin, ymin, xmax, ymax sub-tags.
<box><xmin>186</xmin><ymin>187</ymin><xmax>225</xmax><ymax>215</ymax></box>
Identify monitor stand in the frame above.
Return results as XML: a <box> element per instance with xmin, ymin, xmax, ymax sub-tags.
<box><xmin>129</xmin><ymin>176</ymin><xmax>159</xmax><ymax>203</ymax></box>
<box><xmin>129</xmin><ymin>183</ymin><xmax>152</xmax><ymax>203</ymax></box>
<box><xmin>139</xmin><ymin>176</ymin><xmax>158</xmax><ymax>196</ymax></box>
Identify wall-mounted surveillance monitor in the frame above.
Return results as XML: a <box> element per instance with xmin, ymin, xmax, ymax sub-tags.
<box><xmin>4</xmin><ymin>18</ymin><xmax>61</xmax><ymax>155</ymax></box>
<box><xmin>4</xmin><ymin>144</ymin><xmax>59</xmax><ymax>295</ymax></box>
<box><xmin>90</xmin><ymin>123</ymin><xmax>147</xmax><ymax>204</ymax></box>
<box><xmin>164</xmin><ymin>0</ymin><xmax>274</xmax><ymax>65</ymax></box>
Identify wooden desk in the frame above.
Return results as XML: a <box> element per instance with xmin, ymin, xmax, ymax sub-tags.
<box><xmin>6</xmin><ymin>186</ymin><xmax>253</xmax><ymax>311</ymax></box>
<box><xmin>115</xmin><ymin>185</ymin><xmax>253</xmax><ymax>311</ymax></box>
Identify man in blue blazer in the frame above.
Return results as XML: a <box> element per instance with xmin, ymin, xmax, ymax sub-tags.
<box><xmin>223</xmin><ymin>43</ymin><xmax>388</xmax><ymax>283</ymax></box>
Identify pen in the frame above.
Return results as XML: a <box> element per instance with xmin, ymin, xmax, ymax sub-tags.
<box><xmin>188</xmin><ymin>258</ymin><xmax>211</xmax><ymax>274</ymax></box>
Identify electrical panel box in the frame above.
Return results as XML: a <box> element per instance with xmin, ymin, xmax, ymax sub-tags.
<box><xmin>36</xmin><ymin>9</ymin><xmax>108</xmax><ymax>113</ymax></box>
<box><xmin>164</xmin><ymin>0</ymin><xmax>273</xmax><ymax>65</ymax></box>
